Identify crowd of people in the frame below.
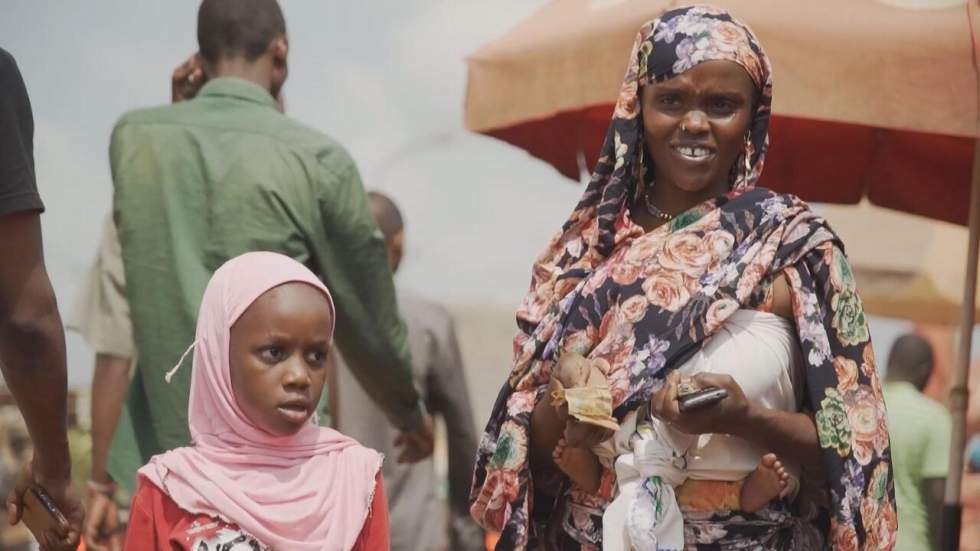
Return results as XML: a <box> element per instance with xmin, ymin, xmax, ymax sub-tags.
<box><xmin>0</xmin><ymin>1</ymin><xmax>970</xmax><ymax>550</ymax></box>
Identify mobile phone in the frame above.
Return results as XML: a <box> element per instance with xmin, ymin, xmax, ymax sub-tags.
<box><xmin>21</xmin><ymin>485</ymin><xmax>68</xmax><ymax>541</ymax></box>
<box><xmin>676</xmin><ymin>386</ymin><xmax>728</xmax><ymax>412</ymax></box>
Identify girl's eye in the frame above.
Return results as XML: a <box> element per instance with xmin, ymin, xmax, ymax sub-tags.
<box><xmin>657</xmin><ymin>94</ymin><xmax>681</xmax><ymax>107</ymax></box>
<box><xmin>260</xmin><ymin>346</ymin><xmax>285</xmax><ymax>363</ymax></box>
<box><xmin>306</xmin><ymin>350</ymin><xmax>327</xmax><ymax>367</ymax></box>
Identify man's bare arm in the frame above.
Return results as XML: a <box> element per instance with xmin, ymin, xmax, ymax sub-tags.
<box><xmin>0</xmin><ymin>212</ymin><xmax>70</xmax><ymax>483</ymax></box>
<box><xmin>83</xmin><ymin>353</ymin><xmax>130</xmax><ymax>551</ymax></box>
<box><xmin>0</xmin><ymin>212</ymin><xmax>84</xmax><ymax>548</ymax></box>
<box><xmin>89</xmin><ymin>354</ymin><xmax>131</xmax><ymax>485</ymax></box>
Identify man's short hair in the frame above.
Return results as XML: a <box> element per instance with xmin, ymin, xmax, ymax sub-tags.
<box><xmin>368</xmin><ymin>192</ymin><xmax>404</xmax><ymax>241</ymax></box>
<box><xmin>887</xmin><ymin>333</ymin><xmax>934</xmax><ymax>388</ymax></box>
<box><xmin>197</xmin><ymin>0</ymin><xmax>286</xmax><ymax>64</ymax></box>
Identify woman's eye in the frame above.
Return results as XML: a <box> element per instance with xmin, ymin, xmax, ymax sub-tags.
<box><xmin>709</xmin><ymin>99</ymin><xmax>736</xmax><ymax>114</ymax></box>
<box><xmin>657</xmin><ymin>94</ymin><xmax>680</xmax><ymax>107</ymax></box>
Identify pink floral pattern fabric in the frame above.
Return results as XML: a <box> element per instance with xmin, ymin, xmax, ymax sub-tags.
<box><xmin>469</xmin><ymin>6</ymin><xmax>895</xmax><ymax>551</ymax></box>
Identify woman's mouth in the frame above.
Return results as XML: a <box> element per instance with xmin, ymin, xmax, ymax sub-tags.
<box><xmin>671</xmin><ymin>144</ymin><xmax>715</xmax><ymax>163</ymax></box>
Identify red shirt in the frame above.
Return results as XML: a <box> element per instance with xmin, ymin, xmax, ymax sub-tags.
<box><xmin>124</xmin><ymin>473</ymin><xmax>390</xmax><ymax>550</ymax></box>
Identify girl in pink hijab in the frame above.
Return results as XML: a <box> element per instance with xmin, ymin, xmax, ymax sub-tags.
<box><xmin>124</xmin><ymin>251</ymin><xmax>388</xmax><ymax>550</ymax></box>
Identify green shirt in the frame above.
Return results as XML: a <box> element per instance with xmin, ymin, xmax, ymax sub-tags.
<box><xmin>883</xmin><ymin>381</ymin><xmax>951</xmax><ymax>551</ymax></box>
<box><xmin>108</xmin><ymin>77</ymin><xmax>422</xmax><ymax>494</ymax></box>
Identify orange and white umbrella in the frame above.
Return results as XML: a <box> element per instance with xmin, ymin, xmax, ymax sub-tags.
<box><xmin>820</xmin><ymin>201</ymin><xmax>980</xmax><ymax>325</ymax></box>
<box><xmin>465</xmin><ymin>0</ymin><xmax>976</xmax><ymax>224</ymax></box>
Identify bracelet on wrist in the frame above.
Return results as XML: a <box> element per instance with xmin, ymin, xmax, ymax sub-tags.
<box><xmin>87</xmin><ymin>479</ymin><xmax>117</xmax><ymax>496</ymax></box>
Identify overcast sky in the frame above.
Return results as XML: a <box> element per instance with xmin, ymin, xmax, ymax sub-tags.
<box><xmin>2</xmin><ymin>1</ymin><xmax>934</xmax><ymax>387</ymax></box>
<box><xmin>2</xmin><ymin>1</ymin><xmax>596</xmax><ymax>385</ymax></box>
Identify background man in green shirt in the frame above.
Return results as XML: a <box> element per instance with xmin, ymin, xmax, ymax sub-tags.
<box><xmin>86</xmin><ymin>1</ymin><xmax>432</xmax><ymax>545</ymax></box>
<box><xmin>883</xmin><ymin>333</ymin><xmax>951</xmax><ymax>551</ymax></box>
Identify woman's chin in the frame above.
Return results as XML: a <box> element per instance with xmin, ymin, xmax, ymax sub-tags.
<box><xmin>664</xmin><ymin>177</ymin><xmax>724</xmax><ymax>197</ymax></box>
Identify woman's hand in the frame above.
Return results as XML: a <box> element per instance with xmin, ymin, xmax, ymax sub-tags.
<box><xmin>652</xmin><ymin>370</ymin><xmax>822</xmax><ymax>470</ymax></box>
<box><xmin>650</xmin><ymin>371</ymin><xmax>752</xmax><ymax>435</ymax></box>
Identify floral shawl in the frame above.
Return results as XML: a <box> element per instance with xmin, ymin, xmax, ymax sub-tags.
<box><xmin>469</xmin><ymin>6</ymin><xmax>896</xmax><ymax>551</ymax></box>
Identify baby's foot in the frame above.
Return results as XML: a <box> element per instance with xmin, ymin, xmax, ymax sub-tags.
<box><xmin>740</xmin><ymin>453</ymin><xmax>788</xmax><ymax>513</ymax></box>
<box><xmin>552</xmin><ymin>437</ymin><xmax>602</xmax><ymax>494</ymax></box>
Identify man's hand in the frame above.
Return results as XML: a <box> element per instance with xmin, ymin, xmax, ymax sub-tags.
<box><xmin>171</xmin><ymin>53</ymin><xmax>206</xmax><ymax>103</ymax></box>
<box><xmin>649</xmin><ymin>371</ymin><xmax>751</xmax><ymax>435</ymax></box>
<box><xmin>394</xmin><ymin>412</ymin><xmax>435</xmax><ymax>464</ymax></box>
<box><xmin>83</xmin><ymin>485</ymin><xmax>122</xmax><ymax>551</ymax></box>
<box><xmin>5</xmin><ymin>461</ymin><xmax>83</xmax><ymax>550</ymax></box>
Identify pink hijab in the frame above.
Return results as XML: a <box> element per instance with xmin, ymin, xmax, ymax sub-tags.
<box><xmin>138</xmin><ymin>251</ymin><xmax>382</xmax><ymax>551</ymax></box>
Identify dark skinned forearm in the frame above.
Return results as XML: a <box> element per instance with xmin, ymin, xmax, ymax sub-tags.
<box><xmin>0</xmin><ymin>213</ymin><xmax>71</xmax><ymax>482</ymax></box>
<box><xmin>89</xmin><ymin>353</ymin><xmax>132</xmax><ymax>484</ymax></box>
<box><xmin>730</xmin><ymin>403</ymin><xmax>821</xmax><ymax>472</ymax></box>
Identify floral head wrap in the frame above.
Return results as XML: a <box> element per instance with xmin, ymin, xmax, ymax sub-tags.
<box><xmin>571</xmin><ymin>5</ymin><xmax>772</xmax><ymax>260</ymax></box>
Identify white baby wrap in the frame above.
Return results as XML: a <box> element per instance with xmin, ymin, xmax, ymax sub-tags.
<box><xmin>600</xmin><ymin>310</ymin><xmax>803</xmax><ymax>550</ymax></box>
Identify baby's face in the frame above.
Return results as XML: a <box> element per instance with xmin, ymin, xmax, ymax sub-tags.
<box><xmin>229</xmin><ymin>282</ymin><xmax>332</xmax><ymax>437</ymax></box>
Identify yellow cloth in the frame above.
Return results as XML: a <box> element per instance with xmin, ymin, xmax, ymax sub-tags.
<box><xmin>549</xmin><ymin>353</ymin><xmax>619</xmax><ymax>431</ymax></box>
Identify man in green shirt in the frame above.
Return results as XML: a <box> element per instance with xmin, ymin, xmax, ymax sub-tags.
<box><xmin>883</xmin><ymin>333</ymin><xmax>951</xmax><ymax>551</ymax></box>
<box><xmin>101</xmin><ymin>0</ymin><xmax>431</xmax><ymax>512</ymax></box>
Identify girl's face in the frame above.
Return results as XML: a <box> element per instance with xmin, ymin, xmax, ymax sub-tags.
<box><xmin>641</xmin><ymin>59</ymin><xmax>756</xmax><ymax>197</ymax></box>
<box><xmin>229</xmin><ymin>282</ymin><xmax>332</xmax><ymax>437</ymax></box>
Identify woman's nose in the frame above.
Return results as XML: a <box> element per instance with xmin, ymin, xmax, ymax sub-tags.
<box><xmin>680</xmin><ymin>110</ymin><xmax>709</xmax><ymax>134</ymax></box>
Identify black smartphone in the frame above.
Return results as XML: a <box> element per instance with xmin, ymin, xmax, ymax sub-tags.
<box><xmin>21</xmin><ymin>485</ymin><xmax>68</xmax><ymax>541</ymax></box>
<box><xmin>676</xmin><ymin>386</ymin><xmax>728</xmax><ymax>412</ymax></box>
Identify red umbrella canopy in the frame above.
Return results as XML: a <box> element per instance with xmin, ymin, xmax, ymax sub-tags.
<box><xmin>464</xmin><ymin>0</ymin><xmax>979</xmax><ymax>225</ymax></box>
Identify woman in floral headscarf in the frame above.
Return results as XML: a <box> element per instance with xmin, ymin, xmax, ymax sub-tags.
<box><xmin>470</xmin><ymin>5</ymin><xmax>896</xmax><ymax>551</ymax></box>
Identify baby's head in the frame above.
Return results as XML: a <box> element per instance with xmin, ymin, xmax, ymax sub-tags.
<box><xmin>229</xmin><ymin>282</ymin><xmax>332</xmax><ymax>436</ymax></box>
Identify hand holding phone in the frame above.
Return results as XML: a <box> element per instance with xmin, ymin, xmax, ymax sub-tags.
<box><xmin>6</xmin><ymin>462</ymin><xmax>83</xmax><ymax>551</ymax></box>
<box><xmin>652</xmin><ymin>372</ymin><xmax>750</xmax><ymax>435</ymax></box>
<box><xmin>21</xmin><ymin>485</ymin><xmax>69</xmax><ymax>542</ymax></box>
<box><xmin>676</xmin><ymin>386</ymin><xmax>729</xmax><ymax>412</ymax></box>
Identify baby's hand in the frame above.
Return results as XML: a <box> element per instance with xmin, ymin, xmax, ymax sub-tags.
<box><xmin>553</xmin><ymin>353</ymin><xmax>592</xmax><ymax>388</ymax></box>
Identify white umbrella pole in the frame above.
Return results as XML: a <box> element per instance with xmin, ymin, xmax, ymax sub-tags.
<box><xmin>942</xmin><ymin>136</ymin><xmax>980</xmax><ymax>551</ymax></box>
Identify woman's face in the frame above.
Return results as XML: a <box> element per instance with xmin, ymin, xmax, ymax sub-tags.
<box><xmin>229</xmin><ymin>282</ymin><xmax>332</xmax><ymax>437</ymax></box>
<box><xmin>641</xmin><ymin>59</ymin><xmax>756</xmax><ymax>196</ymax></box>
